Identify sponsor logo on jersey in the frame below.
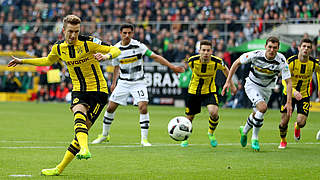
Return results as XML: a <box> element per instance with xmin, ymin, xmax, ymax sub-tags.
<box><xmin>120</xmin><ymin>56</ymin><xmax>138</xmax><ymax>64</ymax></box>
<box><xmin>293</xmin><ymin>74</ymin><xmax>311</xmax><ymax>79</ymax></box>
<box><xmin>67</xmin><ymin>57</ymin><xmax>89</xmax><ymax>65</ymax></box>
<box><xmin>254</xmin><ymin>66</ymin><xmax>274</xmax><ymax>74</ymax></box>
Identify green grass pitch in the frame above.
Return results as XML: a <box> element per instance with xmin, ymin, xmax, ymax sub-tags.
<box><xmin>0</xmin><ymin>102</ymin><xmax>319</xmax><ymax>179</ymax></box>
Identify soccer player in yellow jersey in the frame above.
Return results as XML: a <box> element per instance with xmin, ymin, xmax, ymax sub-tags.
<box><xmin>8</xmin><ymin>15</ymin><xmax>121</xmax><ymax>176</ymax></box>
<box><xmin>278</xmin><ymin>38</ymin><xmax>320</xmax><ymax>149</ymax></box>
<box><xmin>180</xmin><ymin>40</ymin><xmax>236</xmax><ymax>147</ymax></box>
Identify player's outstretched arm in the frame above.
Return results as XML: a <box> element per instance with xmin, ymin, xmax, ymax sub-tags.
<box><xmin>94</xmin><ymin>46</ymin><xmax>121</xmax><ymax>62</ymax></box>
<box><xmin>8</xmin><ymin>56</ymin><xmax>23</xmax><ymax>67</ymax></box>
<box><xmin>9</xmin><ymin>55</ymin><xmax>57</xmax><ymax>67</ymax></box>
<box><xmin>222</xmin><ymin>67</ymin><xmax>237</xmax><ymax>95</ymax></box>
<box><xmin>150</xmin><ymin>53</ymin><xmax>184</xmax><ymax>74</ymax></box>
<box><xmin>222</xmin><ymin>58</ymin><xmax>241</xmax><ymax>96</ymax></box>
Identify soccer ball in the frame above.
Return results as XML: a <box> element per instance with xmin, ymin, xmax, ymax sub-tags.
<box><xmin>316</xmin><ymin>130</ymin><xmax>320</xmax><ymax>141</ymax></box>
<box><xmin>168</xmin><ymin>116</ymin><xmax>192</xmax><ymax>141</ymax></box>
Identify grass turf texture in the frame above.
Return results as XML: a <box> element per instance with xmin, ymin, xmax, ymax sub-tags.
<box><xmin>0</xmin><ymin>102</ymin><xmax>319</xmax><ymax>179</ymax></box>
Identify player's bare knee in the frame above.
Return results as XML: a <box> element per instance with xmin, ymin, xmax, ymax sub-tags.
<box><xmin>139</xmin><ymin>106</ymin><xmax>148</xmax><ymax>114</ymax></box>
<box><xmin>209</xmin><ymin>113</ymin><xmax>219</xmax><ymax>120</ymax></box>
<box><xmin>107</xmin><ymin>102</ymin><xmax>118</xmax><ymax>113</ymax></box>
<box><xmin>187</xmin><ymin>115</ymin><xmax>194</xmax><ymax>122</ymax></box>
<box><xmin>297</xmin><ymin>120</ymin><xmax>306</xmax><ymax>128</ymax></box>
<box><xmin>257</xmin><ymin>102</ymin><xmax>267</xmax><ymax>113</ymax></box>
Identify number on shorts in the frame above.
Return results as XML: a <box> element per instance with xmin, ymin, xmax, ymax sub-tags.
<box><xmin>137</xmin><ymin>90</ymin><xmax>144</xmax><ymax>97</ymax></box>
<box><xmin>303</xmin><ymin>102</ymin><xmax>309</xmax><ymax>111</ymax></box>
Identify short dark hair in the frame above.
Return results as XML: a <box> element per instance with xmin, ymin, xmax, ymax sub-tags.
<box><xmin>299</xmin><ymin>38</ymin><xmax>313</xmax><ymax>47</ymax></box>
<box><xmin>266</xmin><ymin>36</ymin><xmax>280</xmax><ymax>46</ymax></box>
<box><xmin>120</xmin><ymin>23</ymin><xmax>134</xmax><ymax>32</ymax></box>
<box><xmin>200</xmin><ymin>40</ymin><xmax>212</xmax><ymax>48</ymax></box>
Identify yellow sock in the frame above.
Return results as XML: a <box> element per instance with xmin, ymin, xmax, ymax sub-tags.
<box><xmin>281</xmin><ymin>137</ymin><xmax>287</xmax><ymax>143</ymax></box>
<box><xmin>74</xmin><ymin>111</ymin><xmax>89</xmax><ymax>150</ymax></box>
<box><xmin>56</xmin><ymin>151</ymin><xmax>75</xmax><ymax>173</ymax></box>
<box><xmin>56</xmin><ymin>139</ymin><xmax>80</xmax><ymax>173</ymax></box>
<box><xmin>208</xmin><ymin>116</ymin><xmax>219</xmax><ymax>134</ymax></box>
<box><xmin>76</xmin><ymin>132</ymin><xmax>88</xmax><ymax>150</ymax></box>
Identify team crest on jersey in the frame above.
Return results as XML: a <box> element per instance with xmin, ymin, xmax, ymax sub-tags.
<box><xmin>77</xmin><ymin>46</ymin><xmax>83</xmax><ymax>55</ymax></box>
<box><xmin>185</xmin><ymin>107</ymin><xmax>190</xmax><ymax>113</ymax></box>
<box><xmin>73</xmin><ymin>98</ymin><xmax>79</xmax><ymax>104</ymax></box>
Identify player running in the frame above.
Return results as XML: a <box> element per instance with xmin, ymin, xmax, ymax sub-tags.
<box><xmin>222</xmin><ymin>36</ymin><xmax>292</xmax><ymax>151</ymax></box>
<box><xmin>278</xmin><ymin>38</ymin><xmax>320</xmax><ymax>149</ymax></box>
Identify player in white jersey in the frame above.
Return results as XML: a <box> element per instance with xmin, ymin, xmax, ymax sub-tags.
<box><xmin>222</xmin><ymin>36</ymin><xmax>293</xmax><ymax>151</ymax></box>
<box><xmin>92</xmin><ymin>24</ymin><xmax>184</xmax><ymax>146</ymax></box>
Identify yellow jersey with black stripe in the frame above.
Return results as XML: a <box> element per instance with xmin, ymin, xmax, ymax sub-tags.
<box><xmin>22</xmin><ymin>35</ymin><xmax>121</xmax><ymax>93</ymax></box>
<box><xmin>282</xmin><ymin>55</ymin><xmax>320</xmax><ymax>98</ymax></box>
<box><xmin>188</xmin><ymin>55</ymin><xmax>226</xmax><ymax>95</ymax></box>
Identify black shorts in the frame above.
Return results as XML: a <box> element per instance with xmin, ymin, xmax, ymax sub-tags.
<box><xmin>71</xmin><ymin>91</ymin><xmax>108</xmax><ymax>124</ymax></box>
<box><xmin>280</xmin><ymin>94</ymin><xmax>310</xmax><ymax>116</ymax></box>
<box><xmin>185</xmin><ymin>93</ymin><xmax>218</xmax><ymax>115</ymax></box>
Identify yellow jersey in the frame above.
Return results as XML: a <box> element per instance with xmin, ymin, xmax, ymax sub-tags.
<box><xmin>282</xmin><ymin>55</ymin><xmax>320</xmax><ymax>98</ymax></box>
<box><xmin>23</xmin><ymin>35</ymin><xmax>120</xmax><ymax>93</ymax></box>
<box><xmin>187</xmin><ymin>55</ymin><xmax>226</xmax><ymax>95</ymax></box>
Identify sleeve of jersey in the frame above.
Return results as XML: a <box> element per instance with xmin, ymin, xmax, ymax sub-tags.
<box><xmin>139</xmin><ymin>42</ymin><xmax>150</xmax><ymax>56</ymax></box>
<box><xmin>316</xmin><ymin>61</ymin><xmax>320</xmax><ymax>88</ymax></box>
<box><xmin>22</xmin><ymin>45</ymin><xmax>59</xmax><ymax>66</ymax></box>
<box><xmin>281</xmin><ymin>62</ymin><xmax>291</xmax><ymax>80</ymax></box>
<box><xmin>90</xmin><ymin>41</ymin><xmax>121</xmax><ymax>59</ymax></box>
<box><xmin>239</xmin><ymin>52</ymin><xmax>253</xmax><ymax>64</ymax></box>
<box><xmin>216</xmin><ymin>57</ymin><xmax>226</xmax><ymax>70</ymax></box>
<box><xmin>187</xmin><ymin>58</ymin><xmax>193</xmax><ymax>70</ymax></box>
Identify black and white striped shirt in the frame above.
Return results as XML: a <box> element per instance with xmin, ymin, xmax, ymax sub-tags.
<box><xmin>240</xmin><ymin>50</ymin><xmax>291</xmax><ymax>87</ymax></box>
<box><xmin>112</xmin><ymin>39</ymin><xmax>151</xmax><ymax>81</ymax></box>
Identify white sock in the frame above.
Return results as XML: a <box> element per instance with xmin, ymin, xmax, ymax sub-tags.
<box><xmin>243</xmin><ymin>113</ymin><xmax>253</xmax><ymax>135</ymax></box>
<box><xmin>140</xmin><ymin>113</ymin><xmax>150</xmax><ymax>140</ymax></box>
<box><xmin>102</xmin><ymin>111</ymin><xmax>115</xmax><ymax>136</ymax></box>
<box><xmin>252</xmin><ymin>126</ymin><xmax>260</xmax><ymax>140</ymax></box>
<box><xmin>252</xmin><ymin>111</ymin><xmax>264</xmax><ymax>140</ymax></box>
<box><xmin>254</xmin><ymin>111</ymin><xmax>264</xmax><ymax>120</ymax></box>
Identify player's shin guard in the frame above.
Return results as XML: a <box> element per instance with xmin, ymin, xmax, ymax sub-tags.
<box><xmin>74</xmin><ymin>111</ymin><xmax>88</xmax><ymax>150</ymax></box>
<box><xmin>252</xmin><ymin>111</ymin><xmax>264</xmax><ymax>140</ymax></box>
<box><xmin>140</xmin><ymin>113</ymin><xmax>150</xmax><ymax>140</ymax></box>
<box><xmin>279</xmin><ymin>124</ymin><xmax>288</xmax><ymax>142</ymax></box>
<box><xmin>102</xmin><ymin>111</ymin><xmax>114</xmax><ymax>136</ymax></box>
<box><xmin>208</xmin><ymin>116</ymin><xmax>219</xmax><ymax>134</ymax></box>
<box><xmin>56</xmin><ymin>138</ymin><xmax>80</xmax><ymax>173</ymax></box>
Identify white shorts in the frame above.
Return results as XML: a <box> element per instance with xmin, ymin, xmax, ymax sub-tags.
<box><xmin>244</xmin><ymin>78</ymin><xmax>272</xmax><ymax>107</ymax></box>
<box><xmin>109</xmin><ymin>79</ymin><xmax>149</xmax><ymax>106</ymax></box>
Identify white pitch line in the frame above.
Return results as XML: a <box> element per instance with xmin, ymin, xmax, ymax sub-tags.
<box><xmin>0</xmin><ymin>142</ymin><xmax>319</xmax><ymax>149</ymax></box>
<box><xmin>8</xmin><ymin>174</ymin><xmax>32</xmax><ymax>177</ymax></box>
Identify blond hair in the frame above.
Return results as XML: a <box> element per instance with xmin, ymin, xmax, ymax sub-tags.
<box><xmin>63</xmin><ymin>15</ymin><xmax>81</xmax><ymax>28</ymax></box>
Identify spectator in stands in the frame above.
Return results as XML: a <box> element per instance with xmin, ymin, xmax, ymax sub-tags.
<box><xmin>0</xmin><ymin>27</ymin><xmax>9</xmax><ymax>48</ymax></box>
<box><xmin>4</xmin><ymin>72</ymin><xmax>21</xmax><ymax>92</ymax></box>
<box><xmin>285</xmin><ymin>40</ymin><xmax>298</xmax><ymax>58</ymax></box>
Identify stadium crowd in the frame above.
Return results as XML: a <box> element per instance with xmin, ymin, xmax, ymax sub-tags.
<box><xmin>0</xmin><ymin>0</ymin><xmax>320</xmax><ymax>105</ymax></box>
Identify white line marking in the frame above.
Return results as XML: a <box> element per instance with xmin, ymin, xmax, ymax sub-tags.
<box><xmin>0</xmin><ymin>141</ymin><xmax>319</xmax><ymax>149</ymax></box>
<box><xmin>8</xmin><ymin>174</ymin><xmax>32</xmax><ymax>177</ymax></box>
